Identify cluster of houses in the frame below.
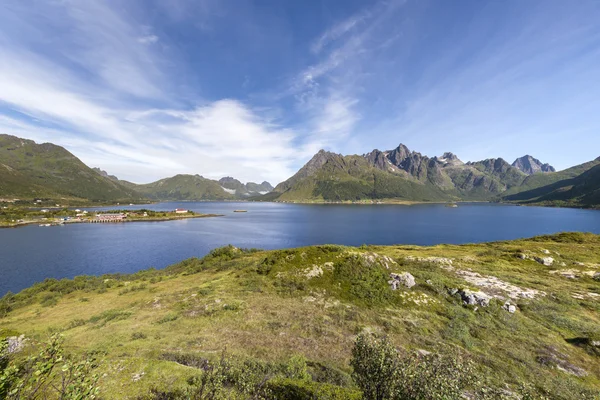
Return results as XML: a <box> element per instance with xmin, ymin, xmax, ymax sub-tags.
<box><xmin>92</xmin><ymin>208</ymin><xmax>189</xmax><ymax>222</ymax></box>
<box><xmin>93</xmin><ymin>213</ymin><xmax>127</xmax><ymax>222</ymax></box>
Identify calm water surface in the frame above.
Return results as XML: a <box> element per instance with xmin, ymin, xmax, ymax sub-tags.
<box><xmin>1</xmin><ymin>202</ymin><xmax>600</xmax><ymax>295</ymax></box>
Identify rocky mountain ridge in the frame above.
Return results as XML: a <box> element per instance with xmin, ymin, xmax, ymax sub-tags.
<box><xmin>270</xmin><ymin>144</ymin><xmax>598</xmax><ymax>205</ymax></box>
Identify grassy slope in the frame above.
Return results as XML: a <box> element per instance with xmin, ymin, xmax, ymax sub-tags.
<box><xmin>1</xmin><ymin>233</ymin><xmax>600</xmax><ymax>398</ymax></box>
<box><xmin>503</xmin><ymin>163</ymin><xmax>600</xmax><ymax>208</ymax></box>
<box><xmin>132</xmin><ymin>174</ymin><xmax>235</xmax><ymax>201</ymax></box>
<box><xmin>0</xmin><ymin>134</ymin><xmax>142</xmax><ymax>202</ymax></box>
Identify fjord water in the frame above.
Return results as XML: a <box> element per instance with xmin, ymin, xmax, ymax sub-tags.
<box><xmin>2</xmin><ymin>202</ymin><xmax>600</xmax><ymax>295</ymax></box>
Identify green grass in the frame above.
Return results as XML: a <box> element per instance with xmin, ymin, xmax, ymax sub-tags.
<box><xmin>1</xmin><ymin>234</ymin><xmax>600</xmax><ymax>398</ymax></box>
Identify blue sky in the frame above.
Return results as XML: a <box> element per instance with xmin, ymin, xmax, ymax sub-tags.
<box><xmin>1</xmin><ymin>0</ymin><xmax>599</xmax><ymax>184</ymax></box>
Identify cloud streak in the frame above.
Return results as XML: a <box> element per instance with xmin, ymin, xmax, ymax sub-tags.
<box><xmin>1</xmin><ymin>0</ymin><xmax>600</xmax><ymax>184</ymax></box>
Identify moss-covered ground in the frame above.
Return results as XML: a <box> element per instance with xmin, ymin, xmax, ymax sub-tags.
<box><xmin>1</xmin><ymin>233</ymin><xmax>599</xmax><ymax>398</ymax></box>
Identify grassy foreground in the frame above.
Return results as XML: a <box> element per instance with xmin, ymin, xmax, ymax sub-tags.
<box><xmin>1</xmin><ymin>233</ymin><xmax>600</xmax><ymax>398</ymax></box>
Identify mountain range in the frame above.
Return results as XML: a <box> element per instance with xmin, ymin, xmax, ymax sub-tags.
<box><xmin>269</xmin><ymin>143</ymin><xmax>600</xmax><ymax>208</ymax></box>
<box><xmin>0</xmin><ymin>134</ymin><xmax>272</xmax><ymax>203</ymax></box>
<box><xmin>1</xmin><ymin>134</ymin><xmax>599</xmax><ymax>208</ymax></box>
<box><xmin>120</xmin><ymin>174</ymin><xmax>273</xmax><ymax>201</ymax></box>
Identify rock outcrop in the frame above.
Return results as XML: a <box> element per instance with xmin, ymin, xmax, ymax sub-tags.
<box><xmin>451</xmin><ymin>288</ymin><xmax>491</xmax><ymax>307</ymax></box>
<box><xmin>389</xmin><ymin>272</ymin><xmax>416</xmax><ymax>289</ymax></box>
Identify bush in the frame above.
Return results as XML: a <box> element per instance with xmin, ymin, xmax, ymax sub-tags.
<box><xmin>265</xmin><ymin>378</ymin><xmax>361</xmax><ymax>400</ymax></box>
<box><xmin>131</xmin><ymin>332</ymin><xmax>147</xmax><ymax>340</ymax></box>
<box><xmin>333</xmin><ymin>255</ymin><xmax>391</xmax><ymax>306</ymax></box>
<box><xmin>350</xmin><ymin>333</ymin><xmax>400</xmax><ymax>400</ymax></box>
<box><xmin>350</xmin><ymin>333</ymin><xmax>478</xmax><ymax>400</ymax></box>
<box><xmin>0</xmin><ymin>334</ymin><xmax>100</xmax><ymax>399</ymax></box>
<box><xmin>395</xmin><ymin>352</ymin><xmax>476</xmax><ymax>399</ymax></box>
<box><xmin>156</xmin><ymin>313</ymin><xmax>178</xmax><ymax>324</ymax></box>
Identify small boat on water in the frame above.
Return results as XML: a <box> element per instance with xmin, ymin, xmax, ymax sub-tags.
<box><xmin>445</xmin><ymin>203</ymin><xmax>458</xmax><ymax>208</ymax></box>
<box><xmin>39</xmin><ymin>223</ymin><xmax>52</xmax><ymax>227</ymax></box>
<box><xmin>233</xmin><ymin>210</ymin><xmax>248</xmax><ymax>213</ymax></box>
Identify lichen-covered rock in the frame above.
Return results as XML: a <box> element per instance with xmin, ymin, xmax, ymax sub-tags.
<box><xmin>534</xmin><ymin>256</ymin><xmax>554</xmax><ymax>266</ymax></box>
<box><xmin>358</xmin><ymin>252</ymin><xmax>398</xmax><ymax>269</ymax></box>
<box><xmin>459</xmin><ymin>289</ymin><xmax>491</xmax><ymax>307</ymax></box>
<box><xmin>304</xmin><ymin>265</ymin><xmax>323</xmax><ymax>279</ymax></box>
<box><xmin>389</xmin><ymin>272</ymin><xmax>416</xmax><ymax>289</ymax></box>
<box><xmin>6</xmin><ymin>335</ymin><xmax>27</xmax><ymax>354</ymax></box>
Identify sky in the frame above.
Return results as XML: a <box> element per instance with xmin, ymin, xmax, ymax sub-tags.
<box><xmin>1</xmin><ymin>0</ymin><xmax>600</xmax><ymax>184</ymax></box>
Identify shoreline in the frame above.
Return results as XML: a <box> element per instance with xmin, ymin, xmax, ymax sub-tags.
<box><xmin>0</xmin><ymin>213</ymin><xmax>223</xmax><ymax>229</ymax></box>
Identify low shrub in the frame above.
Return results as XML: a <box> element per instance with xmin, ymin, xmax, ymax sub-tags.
<box><xmin>265</xmin><ymin>378</ymin><xmax>361</xmax><ymax>400</ymax></box>
<box><xmin>156</xmin><ymin>313</ymin><xmax>178</xmax><ymax>324</ymax></box>
<box><xmin>333</xmin><ymin>255</ymin><xmax>391</xmax><ymax>306</ymax></box>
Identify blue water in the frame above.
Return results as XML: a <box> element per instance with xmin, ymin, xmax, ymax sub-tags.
<box><xmin>1</xmin><ymin>202</ymin><xmax>600</xmax><ymax>295</ymax></box>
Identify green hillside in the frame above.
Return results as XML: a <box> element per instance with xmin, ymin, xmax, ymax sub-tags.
<box><xmin>503</xmin><ymin>161</ymin><xmax>600</xmax><ymax>208</ymax></box>
<box><xmin>1</xmin><ymin>233</ymin><xmax>600</xmax><ymax>398</ymax></box>
<box><xmin>133</xmin><ymin>174</ymin><xmax>235</xmax><ymax>201</ymax></box>
<box><xmin>502</xmin><ymin>158</ymin><xmax>600</xmax><ymax>199</ymax></box>
<box><xmin>0</xmin><ymin>134</ymin><xmax>142</xmax><ymax>202</ymax></box>
<box><xmin>273</xmin><ymin>151</ymin><xmax>455</xmax><ymax>202</ymax></box>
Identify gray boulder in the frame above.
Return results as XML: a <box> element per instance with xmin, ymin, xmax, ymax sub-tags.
<box><xmin>459</xmin><ymin>289</ymin><xmax>491</xmax><ymax>307</ymax></box>
<box><xmin>6</xmin><ymin>335</ymin><xmax>27</xmax><ymax>354</ymax></box>
<box><xmin>503</xmin><ymin>301</ymin><xmax>517</xmax><ymax>313</ymax></box>
<box><xmin>389</xmin><ymin>272</ymin><xmax>416</xmax><ymax>289</ymax></box>
<box><xmin>534</xmin><ymin>256</ymin><xmax>554</xmax><ymax>266</ymax></box>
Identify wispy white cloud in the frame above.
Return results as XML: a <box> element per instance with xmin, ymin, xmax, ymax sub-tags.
<box><xmin>138</xmin><ymin>35</ymin><xmax>159</xmax><ymax>44</ymax></box>
<box><xmin>0</xmin><ymin>0</ymin><xmax>313</xmax><ymax>184</ymax></box>
<box><xmin>310</xmin><ymin>11</ymin><xmax>371</xmax><ymax>54</ymax></box>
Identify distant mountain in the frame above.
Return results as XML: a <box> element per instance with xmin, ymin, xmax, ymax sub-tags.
<box><xmin>512</xmin><ymin>155</ymin><xmax>555</xmax><ymax>175</ymax></box>
<box><xmin>502</xmin><ymin>157</ymin><xmax>600</xmax><ymax>207</ymax></box>
<box><xmin>268</xmin><ymin>144</ymin><xmax>600</xmax><ymax>204</ymax></box>
<box><xmin>270</xmin><ymin>144</ymin><xmax>532</xmax><ymax>202</ymax></box>
<box><xmin>271</xmin><ymin>149</ymin><xmax>452</xmax><ymax>202</ymax></box>
<box><xmin>132</xmin><ymin>174</ymin><xmax>235</xmax><ymax>201</ymax></box>
<box><xmin>218</xmin><ymin>177</ymin><xmax>273</xmax><ymax>197</ymax></box>
<box><xmin>3</xmin><ymin>133</ymin><xmax>597</xmax><ymax>207</ymax></box>
<box><xmin>0</xmin><ymin>134</ymin><xmax>142</xmax><ymax>202</ymax></box>
<box><xmin>124</xmin><ymin>174</ymin><xmax>273</xmax><ymax>201</ymax></box>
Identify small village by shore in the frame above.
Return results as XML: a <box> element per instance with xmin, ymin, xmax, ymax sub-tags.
<box><xmin>0</xmin><ymin>206</ymin><xmax>221</xmax><ymax>228</ymax></box>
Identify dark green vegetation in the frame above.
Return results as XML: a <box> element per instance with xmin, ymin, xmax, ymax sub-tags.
<box><xmin>0</xmin><ymin>334</ymin><xmax>100</xmax><ymax>399</ymax></box>
<box><xmin>1</xmin><ymin>234</ymin><xmax>600</xmax><ymax>398</ymax></box>
<box><xmin>0</xmin><ymin>134</ymin><xmax>142</xmax><ymax>203</ymax></box>
<box><xmin>504</xmin><ymin>161</ymin><xmax>600</xmax><ymax>208</ymax></box>
<box><xmin>267</xmin><ymin>145</ymin><xmax>600</xmax><ymax>206</ymax></box>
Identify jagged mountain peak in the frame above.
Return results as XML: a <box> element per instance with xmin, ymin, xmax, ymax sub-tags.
<box><xmin>92</xmin><ymin>167</ymin><xmax>119</xmax><ymax>181</ymax></box>
<box><xmin>512</xmin><ymin>155</ymin><xmax>555</xmax><ymax>175</ymax></box>
<box><xmin>219</xmin><ymin>176</ymin><xmax>242</xmax><ymax>185</ymax></box>
<box><xmin>435</xmin><ymin>152</ymin><xmax>463</xmax><ymax>166</ymax></box>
